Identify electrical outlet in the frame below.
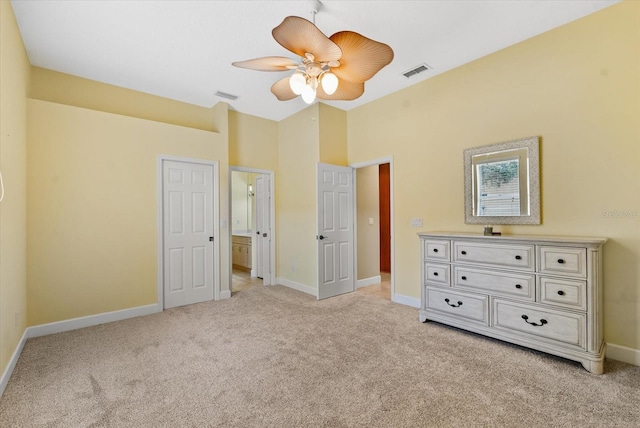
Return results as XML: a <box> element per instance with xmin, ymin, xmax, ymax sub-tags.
<box><xmin>411</xmin><ymin>217</ymin><xmax>423</xmax><ymax>227</ymax></box>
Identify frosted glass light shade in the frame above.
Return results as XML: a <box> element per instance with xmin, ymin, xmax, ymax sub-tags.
<box><xmin>289</xmin><ymin>73</ymin><xmax>306</xmax><ymax>95</ymax></box>
<box><xmin>321</xmin><ymin>72</ymin><xmax>338</xmax><ymax>95</ymax></box>
<box><xmin>301</xmin><ymin>85</ymin><xmax>316</xmax><ymax>104</ymax></box>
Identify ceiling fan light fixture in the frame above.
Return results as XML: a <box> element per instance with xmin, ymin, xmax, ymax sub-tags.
<box><xmin>233</xmin><ymin>15</ymin><xmax>393</xmax><ymax>103</ymax></box>
<box><xmin>301</xmin><ymin>85</ymin><xmax>316</xmax><ymax>104</ymax></box>
<box><xmin>321</xmin><ymin>72</ymin><xmax>338</xmax><ymax>95</ymax></box>
<box><xmin>289</xmin><ymin>72</ymin><xmax>306</xmax><ymax>95</ymax></box>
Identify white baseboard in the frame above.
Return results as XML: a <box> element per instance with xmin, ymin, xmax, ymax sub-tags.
<box><xmin>393</xmin><ymin>293</ymin><xmax>421</xmax><ymax>308</ymax></box>
<box><xmin>606</xmin><ymin>342</ymin><xmax>640</xmax><ymax>366</ymax></box>
<box><xmin>0</xmin><ymin>329</ymin><xmax>29</xmax><ymax>397</ymax></box>
<box><xmin>220</xmin><ymin>289</ymin><xmax>231</xmax><ymax>299</ymax></box>
<box><xmin>276</xmin><ymin>277</ymin><xmax>316</xmax><ymax>297</ymax></box>
<box><xmin>357</xmin><ymin>275</ymin><xmax>382</xmax><ymax>289</ymax></box>
<box><xmin>28</xmin><ymin>303</ymin><xmax>161</xmax><ymax>338</ymax></box>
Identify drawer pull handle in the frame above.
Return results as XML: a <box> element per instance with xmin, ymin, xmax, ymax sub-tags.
<box><xmin>433</xmin><ymin>248</ymin><xmax>439</xmax><ymax>253</ymax></box>
<box><xmin>461</xmin><ymin>276</ymin><xmax>467</xmax><ymax>280</ymax></box>
<box><xmin>557</xmin><ymin>290</ymin><xmax>565</xmax><ymax>296</ymax></box>
<box><xmin>444</xmin><ymin>298</ymin><xmax>463</xmax><ymax>308</ymax></box>
<box><xmin>515</xmin><ymin>284</ymin><xmax>522</xmax><ymax>289</ymax></box>
<box><xmin>521</xmin><ymin>315</ymin><xmax>548</xmax><ymax>327</ymax></box>
<box><xmin>515</xmin><ymin>255</ymin><xmax>522</xmax><ymax>260</ymax></box>
<box><xmin>557</xmin><ymin>259</ymin><xmax>565</xmax><ymax>264</ymax></box>
<box><xmin>460</xmin><ymin>250</ymin><xmax>467</xmax><ymax>255</ymax></box>
<box><xmin>433</xmin><ymin>272</ymin><xmax>439</xmax><ymax>276</ymax></box>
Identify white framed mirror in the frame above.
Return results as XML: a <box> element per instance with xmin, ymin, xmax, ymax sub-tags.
<box><xmin>464</xmin><ymin>136</ymin><xmax>540</xmax><ymax>225</ymax></box>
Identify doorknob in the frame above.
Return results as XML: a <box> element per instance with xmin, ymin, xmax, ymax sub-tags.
<box><xmin>209</xmin><ymin>236</ymin><xmax>214</xmax><ymax>242</ymax></box>
<box><xmin>316</xmin><ymin>235</ymin><xmax>326</xmax><ymax>240</ymax></box>
<box><xmin>256</xmin><ymin>231</ymin><xmax>260</xmax><ymax>235</ymax></box>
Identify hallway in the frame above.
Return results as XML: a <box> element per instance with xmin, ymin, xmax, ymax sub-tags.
<box><xmin>232</xmin><ymin>270</ymin><xmax>391</xmax><ymax>300</ymax></box>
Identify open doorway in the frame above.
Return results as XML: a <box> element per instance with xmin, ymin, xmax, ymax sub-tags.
<box><xmin>352</xmin><ymin>159</ymin><xmax>393</xmax><ymax>301</ymax></box>
<box><xmin>230</xmin><ymin>167</ymin><xmax>275</xmax><ymax>295</ymax></box>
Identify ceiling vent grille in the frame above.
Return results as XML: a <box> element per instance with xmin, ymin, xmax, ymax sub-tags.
<box><xmin>402</xmin><ymin>64</ymin><xmax>431</xmax><ymax>78</ymax></box>
<box><xmin>215</xmin><ymin>91</ymin><xmax>239</xmax><ymax>101</ymax></box>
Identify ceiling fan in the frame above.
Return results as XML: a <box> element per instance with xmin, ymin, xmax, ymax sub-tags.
<box><xmin>232</xmin><ymin>3</ymin><xmax>394</xmax><ymax>104</ymax></box>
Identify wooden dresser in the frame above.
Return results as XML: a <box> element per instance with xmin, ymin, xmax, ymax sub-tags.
<box><xmin>419</xmin><ymin>232</ymin><xmax>607</xmax><ymax>374</ymax></box>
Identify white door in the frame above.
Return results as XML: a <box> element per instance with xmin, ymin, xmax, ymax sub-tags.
<box><xmin>163</xmin><ymin>160</ymin><xmax>214</xmax><ymax>308</ymax></box>
<box><xmin>255</xmin><ymin>175</ymin><xmax>272</xmax><ymax>285</ymax></box>
<box><xmin>317</xmin><ymin>163</ymin><xmax>355</xmax><ymax>299</ymax></box>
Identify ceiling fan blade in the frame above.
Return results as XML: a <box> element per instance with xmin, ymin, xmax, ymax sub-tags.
<box><xmin>271</xmin><ymin>77</ymin><xmax>298</xmax><ymax>101</ymax></box>
<box><xmin>272</xmin><ymin>16</ymin><xmax>342</xmax><ymax>62</ymax></box>
<box><xmin>317</xmin><ymin>79</ymin><xmax>364</xmax><ymax>101</ymax></box>
<box><xmin>232</xmin><ymin>56</ymin><xmax>299</xmax><ymax>71</ymax></box>
<box><xmin>329</xmin><ymin>31</ymin><xmax>394</xmax><ymax>82</ymax></box>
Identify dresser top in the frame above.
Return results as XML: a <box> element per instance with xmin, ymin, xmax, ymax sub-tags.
<box><xmin>418</xmin><ymin>231</ymin><xmax>607</xmax><ymax>246</ymax></box>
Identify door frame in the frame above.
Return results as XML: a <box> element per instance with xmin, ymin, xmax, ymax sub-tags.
<box><xmin>350</xmin><ymin>156</ymin><xmax>395</xmax><ymax>301</ymax></box>
<box><xmin>229</xmin><ymin>166</ymin><xmax>276</xmax><ymax>288</ymax></box>
<box><xmin>157</xmin><ymin>155</ymin><xmax>220</xmax><ymax>309</ymax></box>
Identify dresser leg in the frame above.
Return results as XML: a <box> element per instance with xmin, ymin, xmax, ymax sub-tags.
<box><xmin>581</xmin><ymin>359</ymin><xmax>604</xmax><ymax>375</ymax></box>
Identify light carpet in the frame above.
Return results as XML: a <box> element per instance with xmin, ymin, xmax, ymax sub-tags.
<box><xmin>1</xmin><ymin>284</ymin><xmax>639</xmax><ymax>427</ymax></box>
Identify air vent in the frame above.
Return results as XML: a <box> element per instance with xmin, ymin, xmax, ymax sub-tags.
<box><xmin>215</xmin><ymin>91</ymin><xmax>239</xmax><ymax>101</ymax></box>
<box><xmin>402</xmin><ymin>64</ymin><xmax>431</xmax><ymax>78</ymax></box>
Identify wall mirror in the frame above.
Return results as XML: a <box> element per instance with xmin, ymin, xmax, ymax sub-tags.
<box><xmin>464</xmin><ymin>136</ymin><xmax>540</xmax><ymax>225</ymax></box>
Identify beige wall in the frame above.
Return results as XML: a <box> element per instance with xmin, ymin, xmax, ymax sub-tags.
<box><xmin>275</xmin><ymin>103</ymin><xmax>348</xmax><ymax>290</ymax></box>
<box><xmin>27</xmin><ymin>99</ymin><xmax>229</xmax><ymax>325</ymax></box>
<box><xmin>228</xmin><ymin>111</ymin><xmax>278</xmax><ymax>170</ymax></box>
<box><xmin>347</xmin><ymin>1</ymin><xmax>640</xmax><ymax>350</ymax></box>
<box><xmin>277</xmin><ymin>105</ymin><xmax>320</xmax><ymax>288</ymax></box>
<box><xmin>318</xmin><ymin>103</ymin><xmax>348</xmax><ymax>166</ymax></box>
<box><xmin>356</xmin><ymin>166</ymin><xmax>380</xmax><ymax>280</ymax></box>
<box><xmin>30</xmin><ymin>67</ymin><xmax>219</xmax><ymax>132</ymax></box>
<box><xmin>0</xmin><ymin>0</ymin><xmax>30</xmax><ymax>375</ymax></box>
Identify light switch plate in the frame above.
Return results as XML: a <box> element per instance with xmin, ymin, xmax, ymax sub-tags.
<box><xmin>368</xmin><ymin>217</ymin><xmax>374</xmax><ymax>225</ymax></box>
<box><xmin>411</xmin><ymin>217</ymin><xmax>423</xmax><ymax>227</ymax></box>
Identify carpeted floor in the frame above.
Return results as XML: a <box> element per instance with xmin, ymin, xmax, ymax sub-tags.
<box><xmin>1</xmin><ymin>284</ymin><xmax>639</xmax><ymax>427</ymax></box>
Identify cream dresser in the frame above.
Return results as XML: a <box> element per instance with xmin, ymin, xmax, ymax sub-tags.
<box><xmin>419</xmin><ymin>232</ymin><xmax>607</xmax><ymax>374</ymax></box>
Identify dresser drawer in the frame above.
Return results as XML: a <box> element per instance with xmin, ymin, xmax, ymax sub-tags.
<box><xmin>426</xmin><ymin>287</ymin><xmax>488</xmax><ymax>325</ymax></box>
<box><xmin>538</xmin><ymin>276</ymin><xmax>587</xmax><ymax>311</ymax></box>
<box><xmin>493</xmin><ymin>299</ymin><xmax>586</xmax><ymax>348</ymax></box>
<box><xmin>453</xmin><ymin>266</ymin><xmax>535</xmax><ymax>301</ymax></box>
<box><xmin>425</xmin><ymin>263</ymin><xmax>450</xmax><ymax>286</ymax></box>
<box><xmin>424</xmin><ymin>239</ymin><xmax>450</xmax><ymax>262</ymax></box>
<box><xmin>538</xmin><ymin>246</ymin><xmax>587</xmax><ymax>278</ymax></box>
<box><xmin>453</xmin><ymin>241</ymin><xmax>534</xmax><ymax>271</ymax></box>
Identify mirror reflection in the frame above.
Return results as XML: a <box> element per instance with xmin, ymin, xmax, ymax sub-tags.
<box><xmin>464</xmin><ymin>137</ymin><xmax>540</xmax><ymax>225</ymax></box>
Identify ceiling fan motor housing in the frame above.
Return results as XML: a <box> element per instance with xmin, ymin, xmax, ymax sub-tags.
<box><xmin>305</xmin><ymin>61</ymin><xmax>324</xmax><ymax>77</ymax></box>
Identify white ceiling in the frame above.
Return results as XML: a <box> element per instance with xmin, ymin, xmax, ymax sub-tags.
<box><xmin>11</xmin><ymin>0</ymin><xmax>619</xmax><ymax>122</ymax></box>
